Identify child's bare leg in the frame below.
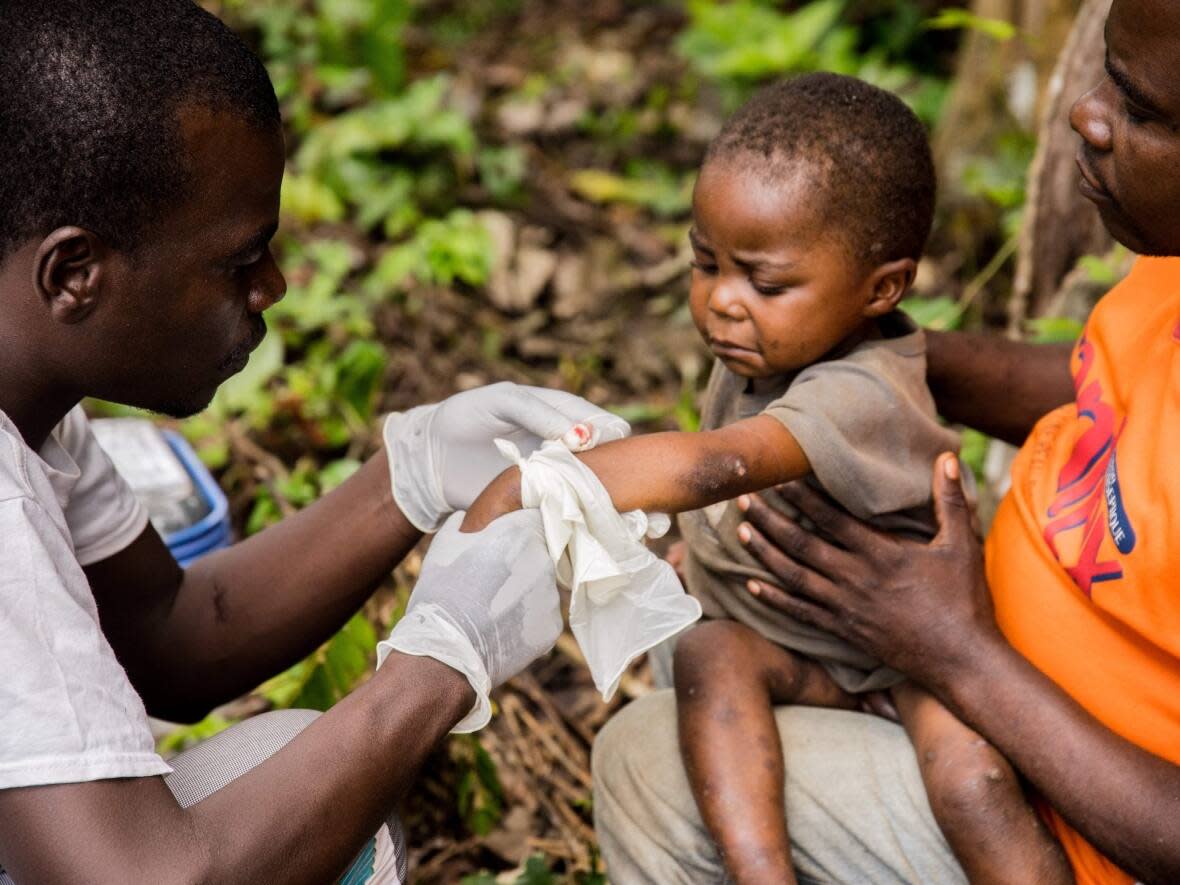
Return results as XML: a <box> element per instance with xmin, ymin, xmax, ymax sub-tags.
<box><xmin>893</xmin><ymin>683</ymin><xmax>1074</xmax><ymax>885</ymax></box>
<box><xmin>674</xmin><ymin>620</ymin><xmax>856</xmax><ymax>885</ymax></box>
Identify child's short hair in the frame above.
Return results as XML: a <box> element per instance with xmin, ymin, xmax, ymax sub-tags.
<box><xmin>705</xmin><ymin>72</ymin><xmax>936</xmax><ymax>266</ymax></box>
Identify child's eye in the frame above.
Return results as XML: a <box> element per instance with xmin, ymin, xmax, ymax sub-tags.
<box><xmin>752</xmin><ymin>281</ymin><xmax>787</xmax><ymax>296</ymax></box>
<box><xmin>690</xmin><ymin>259</ymin><xmax>718</xmax><ymax>274</ymax></box>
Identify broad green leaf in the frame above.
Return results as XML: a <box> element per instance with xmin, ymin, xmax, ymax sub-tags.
<box><xmin>900</xmin><ymin>295</ymin><xmax>962</xmax><ymax>331</ymax></box>
<box><xmin>925</xmin><ymin>8</ymin><xmax>1017</xmax><ymax>42</ymax></box>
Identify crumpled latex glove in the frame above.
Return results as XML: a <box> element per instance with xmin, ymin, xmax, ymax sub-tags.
<box><xmin>497</xmin><ymin>439</ymin><xmax>702</xmax><ymax>700</ymax></box>
<box><xmin>384</xmin><ymin>382</ymin><xmax>630</xmax><ymax>532</ymax></box>
<box><xmin>377</xmin><ymin>509</ymin><xmax>562</xmax><ymax>733</ymax></box>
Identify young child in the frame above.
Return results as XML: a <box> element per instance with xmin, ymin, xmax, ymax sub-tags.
<box><xmin>464</xmin><ymin>73</ymin><xmax>1072</xmax><ymax>884</ymax></box>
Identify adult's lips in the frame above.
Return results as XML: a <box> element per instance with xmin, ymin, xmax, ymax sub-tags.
<box><xmin>1076</xmin><ymin>150</ymin><xmax>1113</xmax><ymax>203</ymax></box>
<box><xmin>219</xmin><ymin>317</ymin><xmax>267</xmax><ymax>374</ymax></box>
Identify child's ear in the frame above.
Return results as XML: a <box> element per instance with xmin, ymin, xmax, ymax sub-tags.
<box><xmin>862</xmin><ymin>257</ymin><xmax>916</xmax><ymax>318</ymax></box>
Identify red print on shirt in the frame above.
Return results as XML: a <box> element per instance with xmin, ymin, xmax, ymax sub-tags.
<box><xmin>1042</xmin><ymin>333</ymin><xmax>1136</xmax><ymax>596</ymax></box>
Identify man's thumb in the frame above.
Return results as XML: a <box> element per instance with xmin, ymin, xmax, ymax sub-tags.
<box><xmin>932</xmin><ymin>453</ymin><xmax>972</xmax><ymax>545</ymax></box>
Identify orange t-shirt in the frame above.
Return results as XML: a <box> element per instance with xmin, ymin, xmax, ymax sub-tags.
<box><xmin>987</xmin><ymin>256</ymin><xmax>1180</xmax><ymax>885</ymax></box>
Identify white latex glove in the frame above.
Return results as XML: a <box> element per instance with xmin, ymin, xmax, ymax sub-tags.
<box><xmin>384</xmin><ymin>382</ymin><xmax>630</xmax><ymax>532</ymax></box>
<box><xmin>376</xmin><ymin>510</ymin><xmax>562</xmax><ymax>732</ymax></box>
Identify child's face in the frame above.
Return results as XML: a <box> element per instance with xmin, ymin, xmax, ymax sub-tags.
<box><xmin>688</xmin><ymin>160</ymin><xmax>876</xmax><ymax>379</ymax></box>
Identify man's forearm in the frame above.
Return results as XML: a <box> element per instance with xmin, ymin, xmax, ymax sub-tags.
<box><xmin>150</xmin><ymin>452</ymin><xmax>421</xmax><ymax>718</ymax></box>
<box><xmin>939</xmin><ymin>637</ymin><xmax>1180</xmax><ymax>883</ymax></box>
<box><xmin>925</xmin><ymin>331</ymin><xmax>1074</xmax><ymax>445</ymax></box>
<box><xmin>0</xmin><ymin>653</ymin><xmax>471</xmax><ymax>884</ymax></box>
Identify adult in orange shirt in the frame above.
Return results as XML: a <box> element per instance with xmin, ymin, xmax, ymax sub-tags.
<box><xmin>593</xmin><ymin>0</ymin><xmax>1180</xmax><ymax>882</ymax></box>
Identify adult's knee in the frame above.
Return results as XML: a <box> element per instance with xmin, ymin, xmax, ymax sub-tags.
<box><xmin>592</xmin><ymin>691</ymin><xmax>682</xmax><ymax>813</ymax></box>
<box><xmin>921</xmin><ymin>736</ymin><xmax>1021</xmax><ymax>829</ymax></box>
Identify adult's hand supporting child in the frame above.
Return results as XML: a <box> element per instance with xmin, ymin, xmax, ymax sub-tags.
<box><xmin>735</xmin><ymin>453</ymin><xmax>1002</xmax><ymax>692</ymax></box>
<box><xmin>737</xmin><ymin>452</ymin><xmax>1180</xmax><ymax>884</ymax></box>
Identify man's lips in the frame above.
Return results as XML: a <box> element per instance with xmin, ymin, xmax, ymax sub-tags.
<box><xmin>1076</xmin><ymin>150</ymin><xmax>1113</xmax><ymax>203</ymax></box>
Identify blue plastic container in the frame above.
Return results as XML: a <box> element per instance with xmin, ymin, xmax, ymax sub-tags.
<box><xmin>92</xmin><ymin>419</ymin><xmax>232</xmax><ymax>567</ymax></box>
<box><xmin>160</xmin><ymin>431</ymin><xmax>232</xmax><ymax>566</ymax></box>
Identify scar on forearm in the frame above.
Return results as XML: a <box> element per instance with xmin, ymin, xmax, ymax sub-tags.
<box><xmin>687</xmin><ymin>451</ymin><xmax>750</xmax><ymax>501</ymax></box>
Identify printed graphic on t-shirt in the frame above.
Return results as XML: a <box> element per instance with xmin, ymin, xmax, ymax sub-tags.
<box><xmin>1042</xmin><ymin>333</ymin><xmax>1137</xmax><ymax>596</ymax></box>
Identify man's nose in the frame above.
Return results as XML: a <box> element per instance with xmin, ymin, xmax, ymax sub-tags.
<box><xmin>708</xmin><ymin>279</ymin><xmax>748</xmax><ymax>320</ymax></box>
<box><xmin>1069</xmin><ymin>82</ymin><xmax>1113</xmax><ymax>154</ymax></box>
<box><xmin>248</xmin><ymin>252</ymin><xmax>288</xmax><ymax>313</ymax></box>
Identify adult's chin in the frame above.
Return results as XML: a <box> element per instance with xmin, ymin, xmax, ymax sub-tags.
<box><xmin>1094</xmin><ymin>203</ymin><xmax>1157</xmax><ymax>257</ymax></box>
<box><xmin>146</xmin><ymin>383</ymin><xmax>220</xmax><ymax>420</ymax></box>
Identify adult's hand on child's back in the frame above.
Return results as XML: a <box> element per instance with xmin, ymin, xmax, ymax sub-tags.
<box><xmin>736</xmin><ymin>454</ymin><xmax>1006</xmax><ymax>695</ymax></box>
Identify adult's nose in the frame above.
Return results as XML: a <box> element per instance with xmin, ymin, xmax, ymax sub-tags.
<box><xmin>248</xmin><ymin>251</ymin><xmax>288</xmax><ymax>313</ymax></box>
<box><xmin>1069</xmin><ymin>82</ymin><xmax>1113</xmax><ymax>154</ymax></box>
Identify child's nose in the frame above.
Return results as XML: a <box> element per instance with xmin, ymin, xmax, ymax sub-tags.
<box><xmin>708</xmin><ymin>280</ymin><xmax>748</xmax><ymax>320</ymax></box>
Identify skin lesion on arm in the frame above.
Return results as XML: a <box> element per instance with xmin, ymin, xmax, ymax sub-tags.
<box><xmin>460</xmin><ymin>415</ymin><xmax>810</xmax><ymax>532</ymax></box>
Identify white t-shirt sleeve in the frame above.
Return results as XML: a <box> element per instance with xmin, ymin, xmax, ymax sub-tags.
<box><xmin>0</xmin><ymin>495</ymin><xmax>171</xmax><ymax>789</ymax></box>
<box><xmin>56</xmin><ymin>407</ymin><xmax>149</xmax><ymax>566</ymax></box>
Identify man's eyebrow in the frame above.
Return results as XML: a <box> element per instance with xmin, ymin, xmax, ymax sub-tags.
<box><xmin>1105</xmin><ymin>50</ymin><xmax>1167</xmax><ymax>118</ymax></box>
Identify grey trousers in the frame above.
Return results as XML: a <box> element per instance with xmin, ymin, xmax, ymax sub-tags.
<box><xmin>0</xmin><ymin>709</ymin><xmax>406</xmax><ymax>884</ymax></box>
<box><xmin>592</xmin><ymin>689</ymin><xmax>967</xmax><ymax>885</ymax></box>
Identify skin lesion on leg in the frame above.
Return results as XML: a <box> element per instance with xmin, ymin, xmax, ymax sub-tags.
<box><xmin>893</xmin><ymin>683</ymin><xmax>1075</xmax><ymax>885</ymax></box>
<box><xmin>672</xmin><ymin>620</ymin><xmax>858</xmax><ymax>885</ymax></box>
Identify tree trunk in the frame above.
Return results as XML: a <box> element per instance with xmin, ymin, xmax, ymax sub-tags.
<box><xmin>1009</xmin><ymin>0</ymin><xmax>1119</xmax><ymax>329</ymax></box>
<box><xmin>934</xmin><ymin>0</ymin><xmax>1084</xmax><ymax>178</ymax></box>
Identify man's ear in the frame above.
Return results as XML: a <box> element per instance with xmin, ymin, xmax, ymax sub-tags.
<box><xmin>862</xmin><ymin>257</ymin><xmax>916</xmax><ymax>318</ymax></box>
<box><xmin>32</xmin><ymin>227</ymin><xmax>109</xmax><ymax>324</ymax></box>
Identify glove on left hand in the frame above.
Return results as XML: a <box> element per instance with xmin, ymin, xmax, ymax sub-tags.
<box><xmin>384</xmin><ymin>382</ymin><xmax>629</xmax><ymax>532</ymax></box>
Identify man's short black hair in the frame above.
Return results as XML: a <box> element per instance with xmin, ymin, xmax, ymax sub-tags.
<box><xmin>705</xmin><ymin>72</ymin><xmax>936</xmax><ymax>265</ymax></box>
<box><xmin>0</xmin><ymin>0</ymin><xmax>280</xmax><ymax>263</ymax></box>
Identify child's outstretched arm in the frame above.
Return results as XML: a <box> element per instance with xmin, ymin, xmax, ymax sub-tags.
<box><xmin>461</xmin><ymin>414</ymin><xmax>808</xmax><ymax>532</ymax></box>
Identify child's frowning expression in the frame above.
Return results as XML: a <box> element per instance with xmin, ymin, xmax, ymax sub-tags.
<box><xmin>689</xmin><ymin>159</ymin><xmax>901</xmax><ymax>379</ymax></box>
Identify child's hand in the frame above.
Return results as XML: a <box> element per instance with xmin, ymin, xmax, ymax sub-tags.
<box><xmin>460</xmin><ymin>467</ymin><xmax>523</xmax><ymax>533</ymax></box>
<box><xmin>858</xmin><ymin>690</ymin><xmax>900</xmax><ymax>723</ymax></box>
<box><xmin>665</xmin><ymin>540</ymin><xmax>687</xmax><ymax>582</ymax></box>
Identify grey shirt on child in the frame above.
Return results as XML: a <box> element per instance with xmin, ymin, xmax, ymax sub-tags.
<box><xmin>677</xmin><ymin>312</ymin><xmax>960</xmax><ymax>693</ymax></box>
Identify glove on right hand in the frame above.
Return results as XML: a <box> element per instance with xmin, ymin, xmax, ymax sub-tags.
<box><xmin>377</xmin><ymin>509</ymin><xmax>562</xmax><ymax>732</ymax></box>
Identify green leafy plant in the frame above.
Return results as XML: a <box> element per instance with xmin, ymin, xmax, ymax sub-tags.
<box><xmin>257</xmin><ymin>612</ymin><xmax>378</xmax><ymax>711</ymax></box>
<box><xmin>676</xmin><ymin>0</ymin><xmax>946</xmax><ymax>122</ymax></box>
<box><xmin>461</xmin><ymin>854</ymin><xmax>606</xmax><ymax>885</ymax></box>
<box><xmin>924</xmin><ymin>8</ymin><xmax>1018</xmax><ymax>42</ymax></box>
<box><xmin>453</xmin><ymin>734</ymin><xmax>506</xmax><ymax>837</ymax></box>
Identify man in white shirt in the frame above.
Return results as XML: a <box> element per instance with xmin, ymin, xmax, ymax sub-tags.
<box><xmin>0</xmin><ymin>1</ymin><xmax>621</xmax><ymax>880</ymax></box>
